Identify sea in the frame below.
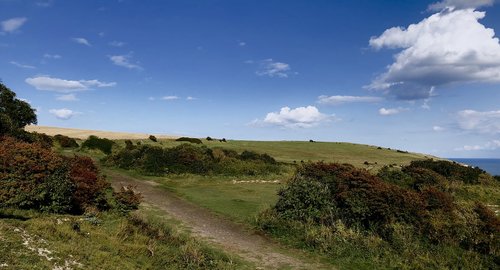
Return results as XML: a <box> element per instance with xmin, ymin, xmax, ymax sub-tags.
<box><xmin>449</xmin><ymin>158</ymin><xmax>500</xmax><ymax>176</ymax></box>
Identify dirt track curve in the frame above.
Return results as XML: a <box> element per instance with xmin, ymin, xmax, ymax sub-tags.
<box><xmin>107</xmin><ymin>170</ymin><xmax>329</xmax><ymax>270</ymax></box>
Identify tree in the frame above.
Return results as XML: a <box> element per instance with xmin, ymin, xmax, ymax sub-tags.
<box><xmin>0</xmin><ymin>83</ymin><xmax>37</xmax><ymax>134</ymax></box>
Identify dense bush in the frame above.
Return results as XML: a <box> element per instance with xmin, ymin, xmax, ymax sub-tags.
<box><xmin>106</xmin><ymin>144</ymin><xmax>282</xmax><ymax>176</ymax></box>
<box><xmin>113</xmin><ymin>185</ymin><xmax>142</xmax><ymax>211</ymax></box>
<box><xmin>0</xmin><ymin>136</ymin><xmax>110</xmax><ymax>214</ymax></box>
<box><xmin>68</xmin><ymin>156</ymin><xmax>110</xmax><ymax>212</ymax></box>
<box><xmin>406</xmin><ymin>159</ymin><xmax>485</xmax><ymax>184</ymax></box>
<box><xmin>259</xmin><ymin>161</ymin><xmax>499</xmax><ymax>267</ymax></box>
<box><xmin>148</xmin><ymin>135</ymin><xmax>157</xmax><ymax>142</ymax></box>
<box><xmin>176</xmin><ymin>137</ymin><xmax>203</xmax><ymax>144</ymax></box>
<box><xmin>54</xmin><ymin>134</ymin><xmax>79</xmax><ymax>148</ymax></box>
<box><xmin>81</xmin><ymin>135</ymin><xmax>115</xmax><ymax>154</ymax></box>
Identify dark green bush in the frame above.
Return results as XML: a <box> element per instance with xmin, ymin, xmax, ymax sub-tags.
<box><xmin>149</xmin><ymin>135</ymin><xmax>157</xmax><ymax>142</ymax></box>
<box><xmin>406</xmin><ymin>159</ymin><xmax>485</xmax><ymax>184</ymax></box>
<box><xmin>81</xmin><ymin>135</ymin><xmax>115</xmax><ymax>154</ymax></box>
<box><xmin>175</xmin><ymin>137</ymin><xmax>202</xmax><ymax>144</ymax></box>
<box><xmin>106</xmin><ymin>144</ymin><xmax>281</xmax><ymax>176</ymax></box>
<box><xmin>54</xmin><ymin>134</ymin><xmax>79</xmax><ymax>148</ymax></box>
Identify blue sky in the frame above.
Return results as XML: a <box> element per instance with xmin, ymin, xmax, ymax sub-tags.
<box><xmin>2</xmin><ymin>0</ymin><xmax>500</xmax><ymax>158</ymax></box>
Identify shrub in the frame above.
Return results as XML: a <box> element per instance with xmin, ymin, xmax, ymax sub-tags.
<box><xmin>0</xmin><ymin>136</ymin><xmax>111</xmax><ymax>214</ymax></box>
<box><xmin>149</xmin><ymin>135</ymin><xmax>157</xmax><ymax>142</ymax></box>
<box><xmin>113</xmin><ymin>185</ymin><xmax>142</xmax><ymax>211</ymax></box>
<box><xmin>81</xmin><ymin>135</ymin><xmax>115</xmax><ymax>154</ymax></box>
<box><xmin>54</xmin><ymin>134</ymin><xmax>78</xmax><ymax>148</ymax></box>
<box><xmin>140</xmin><ymin>145</ymin><xmax>168</xmax><ymax>175</ymax></box>
<box><xmin>239</xmin><ymin>150</ymin><xmax>277</xmax><ymax>164</ymax></box>
<box><xmin>164</xmin><ymin>144</ymin><xmax>214</xmax><ymax>174</ymax></box>
<box><xmin>406</xmin><ymin>159</ymin><xmax>486</xmax><ymax>184</ymax></box>
<box><xmin>68</xmin><ymin>156</ymin><xmax>110</xmax><ymax>212</ymax></box>
<box><xmin>124</xmin><ymin>139</ymin><xmax>135</xmax><ymax>150</ymax></box>
<box><xmin>206</xmin><ymin>136</ymin><xmax>213</xmax><ymax>141</ymax></box>
<box><xmin>176</xmin><ymin>137</ymin><xmax>202</xmax><ymax>144</ymax></box>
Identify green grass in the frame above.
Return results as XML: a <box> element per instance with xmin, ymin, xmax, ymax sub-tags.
<box><xmin>0</xmin><ymin>207</ymin><xmax>252</xmax><ymax>270</ymax></box>
<box><xmin>153</xmin><ymin>174</ymin><xmax>283</xmax><ymax>222</ymax></box>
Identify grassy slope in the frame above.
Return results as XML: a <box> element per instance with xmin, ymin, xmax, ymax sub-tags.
<box><xmin>0</xmin><ymin>207</ymin><xmax>251</xmax><ymax>270</ymax></box>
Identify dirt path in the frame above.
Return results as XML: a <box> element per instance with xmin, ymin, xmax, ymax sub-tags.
<box><xmin>106</xmin><ymin>170</ymin><xmax>329</xmax><ymax>270</ymax></box>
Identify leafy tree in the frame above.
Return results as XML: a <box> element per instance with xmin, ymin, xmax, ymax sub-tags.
<box><xmin>0</xmin><ymin>83</ymin><xmax>37</xmax><ymax>134</ymax></box>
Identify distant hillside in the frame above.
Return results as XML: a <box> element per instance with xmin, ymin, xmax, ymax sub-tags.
<box><xmin>25</xmin><ymin>125</ymin><xmax>178</xmax><ymax>140</ymax></box>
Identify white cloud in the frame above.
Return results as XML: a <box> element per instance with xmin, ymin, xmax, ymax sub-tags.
<box><xmin>379</xmin><ymin>107</ymin><xmax>407</xmax><ymax>116</ymax></box>
<box><xmin>26</xmin><ymin>76</ymin><xmax>116</xmax><ymax>93</ymax></box>
<box><xmin>43</xmin><ymin>53</ymin><xmax>61</xmax><ymax>59</ymax></box>
<box><xmin>109</xmin><ymin>41</ymin><xmax>126</xmax><ymax>47</ymax></box>
<box><xmin>433</xmin><ymin>125</ymin><xmax>445</xmax><ymax>131</ymax></box>
<box><xmin>108</xmin><ymin>54</ymin><xmax>142</xmax><ymax>70</ymax></box>
<box><xmin>256</xmin><ymin>59</ymin><xmax>292</xmax><ymax>78</ymax></box>
<box><xmin>56</xmin><ymin>94</ymin><xmax>78</xmax><ymax>101</ymax></box>
<box><xmin>428</xmin><ymin>0</ymin><xmax>494</xmax><ymax>11</ymax></box>
<box><xmin>259</xmin><ymin>106</ymin><xmax>335</xmax><ymax>128</ymax></box>
<box><xmin>457</xmin><ymin>109</ymin><xmax>500</xmax><ymax>133</ymax></box>
<box><xmin>1</xmin><ymin>17</ymin><xmax>27</xmax><ymax>33</ymax></box>
<box><xmin>455</xmin><ymin>139</ymin><xmax>500</xmax><ymax>151</ymax></box>
<box><xmin>368</xmin><ymin>8</ymin><xmax>500</xmax><ymax>100</ymax></box>
<box><xmin>239</xmin><ymin>41</ymin><xmax>246</xmax><ymax>46</ymax></box>
<box><xmin>161</xmin><ymin>95</ymin><xmax>179</xmax><ymax>100</ymax></box>
<box><xmin>317</xmin><ymin>95</ymin><xmax>383</xmax><ymax>105</ymax></box>
<box><xmin>9</xmin><ymin>61</ymin><xmax>35</xmax><ymax>69</ymax></box>
<box><xmin>49</xmin><ymin>108</ymin><xmax>79</xmax><ymax>120</ymax></box>
<box><xmin>72</xmin><ymin>37</ymin><xmax>91</xmax><ymax>46</ymax></box>
<box><xmin>186</xmin><ymin>96</ymin><xmax>196</xmax><ymax>100</ymax></box>
<box><xmin>36</xmin><ymin>1</ymin><xmax>54</xmax><ymax>7</ymax></box>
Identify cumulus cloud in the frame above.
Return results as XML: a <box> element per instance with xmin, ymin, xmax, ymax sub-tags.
<box><xmin>49</xmin><ymin>108</ymin><xmax>79</xmax><ymax>120</ymax></box>
<box><xmin>26</xmin><ymin>76</ymin><xmax>116</xmax><ymax>93</ymax></box>
<box><xmin>457</xmin><ymin>109</ymin><xmax>500</xmax><ymax>133</ymax></box>
<box><xmin>317</xmin><ymin>95</ymin><xmax>383</xmax><ymax>105</ymax></box>
<box><xmin>256</xmin><ymin>59</ymin><xmax>292</xmax><ymax>78</ymax></box>
<box><xmin>428</xmin><ymin>0</ymin><xmax>494</xmax><ymax>11</ymax></box>
<box><xmin>9</xmin><ymin>61</ymin><xmax>35</xmax><ymax>69</ymax></box>
<box><xmin>161</xmin><ymin>95</ymin><xmax>179</xmax><ymax>100</ymax></box>
<box><xmin>257</xmin><ymin>106</ymin><xmax>335</xmax><ymax>128</ymax></box>
<box><xmin>1</xmin><ymin>17</ymin><xmax>27</xmax><ymax>33</ymax></box>
<box><xmin>72</xmin><ymin>37</ymin><xmax>91</xmax><ymax>46</ymax></box>
<box><xmin>368</xmin><ymin>8</ymin><xmax>500</xmax><ymax>100</ymax></box>
<box><xmin>108</xmin><ymin>54</ymin><xmax>142</xmax><ymax>70</ymax></box>
<box><xmin>56</xmin><ymin>94</ymin><xmax>78</xmax><ymax>101</ymax></box>
<box><xmin>379</xmin><ymin>107</ymin><xmax>407</xmax><ymax>116</ymax></box>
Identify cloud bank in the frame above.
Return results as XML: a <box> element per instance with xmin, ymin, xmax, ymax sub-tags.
<box><xmin>368</xmin><ymin>7</ymin><xmax>500</xmax><ymax>100</ymax></box>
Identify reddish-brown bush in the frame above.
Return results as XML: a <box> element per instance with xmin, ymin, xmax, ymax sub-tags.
<box><xmin>68</xmin><ymin>156</ymin><xmax>110</xmax><ymax>212</ymax></box>
<box><xmin>113</xmin><ymin>185</ymin><xmax>142</xmax><ymax>211</ymax></box>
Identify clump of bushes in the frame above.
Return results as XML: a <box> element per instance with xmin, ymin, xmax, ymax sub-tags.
<box><xmin>405</xmin><ymin>159</ymin><xmax>486</xmax><ymax>184</ymax></box>
<box><xmin>257</xmin><ymin>161</ymin><xmax>499</xmax><ymax>268</ymax></box>
<box><xmin>105</xmin><ymin>144</ymin><xmax>281</xmax><ymax>176</ymax></box>
<box><xmin>149</xmin><ymin>135</ymin><xmax>157</xmax><ymax>142</ymax></box>
<box><xmin>81</xmin><ymin>135</ymin><xmax>115</xmax><ymax>154</ymax></box>
<box><xmin>113</xmin><ymin>185</ymin><xmax>142</xmax><ymax>211</ymax></box>
<box><xmin>54</xmin><ymin>134</ymin><xmax>79</xmax><ymax>148</ymax></box>
<box><xmin>176</xmin><ymin>137</ymin><xmax>202</xmax><ymax>144</ymax></box>
<box><xmin>0</xmin><ymin>136</ymin><xmax>110</xmax><ymax>214</ymax></box>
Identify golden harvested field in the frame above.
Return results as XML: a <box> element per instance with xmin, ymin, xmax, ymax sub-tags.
<box><xmin>25</xmin><ymin>125</ymin><xmax>179</xmax><ymax>140</ymax></box>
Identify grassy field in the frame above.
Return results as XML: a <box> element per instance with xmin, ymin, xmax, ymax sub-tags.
<box><xmin>25</xmin><ymin>125</ymin><xmax>178</xmax><ymax>140</ymax></box>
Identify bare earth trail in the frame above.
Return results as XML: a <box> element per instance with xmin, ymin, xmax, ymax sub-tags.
<box><xmin>106</xmin><ymin>170</ymin><xmax>330</xmax><ymax>270</ymax></box>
